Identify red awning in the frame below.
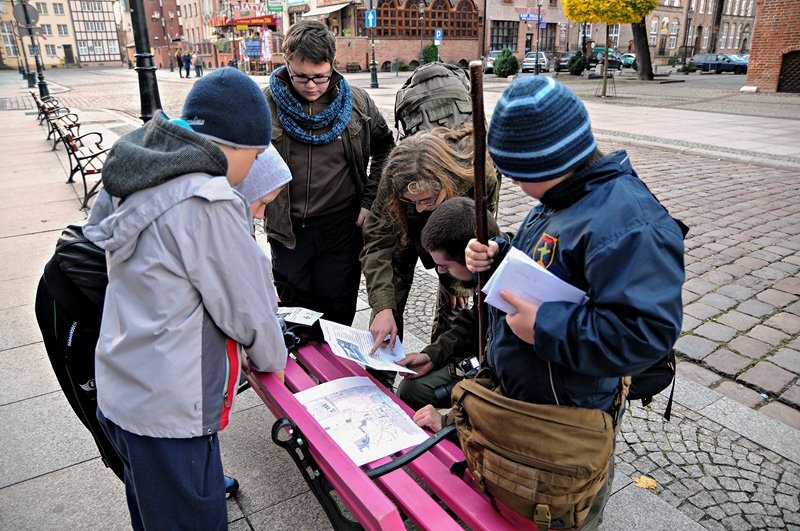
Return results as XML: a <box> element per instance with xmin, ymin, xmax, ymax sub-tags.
<box><xmin>210</xmin><ymin>15</ymin><xmax>277</xmax><ymax>27</ymax></box>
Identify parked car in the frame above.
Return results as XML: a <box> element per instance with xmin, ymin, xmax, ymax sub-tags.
<box><xmin>553</xmin><ymin>51</ymin><xmax>576</xmax><ymax>72</ymax></box>
<box><xmin>482</xmin><ymin>50</ymin><xmax>503</xmax><ymax>73</ymax></box>
<box><xmin>521</xmin><ymin>51</ymin><xmax>550</xmax><ymax>73</ymax></box>
<box><xmin>689</xmin><ymin>53</ymin><xmax>748</xmax><ymax>74</ymax></box>
<box><xmin>621</xmin><ymin>53</ymin><xmax>637</xmax><ymax>68</ymax></box>
<box><xmin>587</xmin><ymin>47</ymin><xmax>624</xmax><ymax>71</ymax></box>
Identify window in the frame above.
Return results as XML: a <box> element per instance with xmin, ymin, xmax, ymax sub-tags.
<box><xmin>41</xmin><ymin>24</ymin><xmax>52</xmax><ymax>36</ymax></box>
<box><xmin>81</xmin><ymin>1</ymin><xmax>90</xmax><ymax>10</ymax></box>
<box><xmin>45</xmin><ymin>44</ymin><xmax>56</xmax><ymax>56</ymax></box>
<box><xmin>702</xmin><ymin>26</ymin><xmax>709</xmax><ymax>48</ymax></box>
<box><xmin>650</xmin><ymin>19</ymin><xmax>658</xmax><ymax>34</ymax></box>
<box><xmin>720</xmin><ymin>23</ymin><xmax>728</xmax><ymax>49</ymax></box>
<box><xmin>699</xmin><ymin>0</ymin><xmax>706</xmax><ymax>13</ymax></box>
<box><xmin>608</xmin><ymin>24</ymin><xmax>620</xmax><ymax>46</ymax></box>
<box><xmin>649</xmin><ymin>34</ymin><xmax>657</xmax><ymax>45</ymax></box>
<box><xmin>78</xmin><ymin>40</ymin><xmax>88</xmax><ymax>54</ymax></box>
<box><xmin>672</xmin><ymin>0</ymin><xmax>679</xmax><ymax>6</ymax></box>
<box><xmin>2</xmin><ymin>21</ymin><xmax>19</xmax><ymax>57</ymax></box>
<box><xmin>728</xmin><ymin>23</ymin><xmax>736</xmax><ymax>48</ymax></box>
<box><xmin>58</xmin><ymin>24</ymin><xmax>68</xmax><ymax>36</ymax></box>
<box><xmin>36</xmin><ymin>2</ymin><xmax>48</xmax><ymax>14</ymax></box>
<box><xmin>53</xmin><ymin>2</ymin><xmax>64</xmax><ymax>14</ymax></box>
<box><xmin>93</xmin><ymin>40</ymin><xmax>104</xmax><ymax>53</ymax></box>
<box><xmin>96</xmin><ymin>21</ymin><xmax>106</xmax><ymax>31</ymax></box>
<box><xmin>690</xmin><ymin>0</ymin><xmax>696</xmax><ymax>9</ymax></box>
<box><xmin>734</xmin><ymin>23</ymin><xmax>741</xmax><ymax>48</ymax></box>
<box><xmin>85</xmin><ymin>21</ymin><xmax>95</xmax><ymax>31</ymax></box>
<box><xmin>108</xmin><ymin>39</ymin><xmax>118</xmax><ymax>54</ymax></box>
<box><xmin>580</xmin><ymin>23</ymin><xmax>592</xmax><ymax>44</ymax></box>
<box><xmin>93</xmin><ymin>1</ymin><xmax>102</xmax><ymax>11</ymax></box>
<box><xmin>746</xmin><ymin>0</ymin><xmax>754</xmax><ymax>15</ymax></box>
<box><xmin>688</xmin><ymin>25</ymin><xmax>694</xmax><ymax>43</ymax></box>
<box><xmin>490</xmin><ymin>20</ymin><xmax>519</xmax><ymax>52</ymax></box>
<box><xmin>669</xmin><ymin>19</ymin><xmax>679</xmax><ymax>49</ymax></box>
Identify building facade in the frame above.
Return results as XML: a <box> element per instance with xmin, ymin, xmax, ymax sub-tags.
<box><xmin>745</xmin><ymin>0</ymin><xmax>800</xmax><ymax>92</ymax></box>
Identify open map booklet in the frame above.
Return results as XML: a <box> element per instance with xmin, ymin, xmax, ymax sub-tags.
<box><xmin>294</xmin><ymin>376</ymin><xmax>429</xmax><ymax>466</ymax></box>
<box><xmin>318</xmin><ymin>319</ymin><xmax>416</xmax><ymax>374</ymax></box>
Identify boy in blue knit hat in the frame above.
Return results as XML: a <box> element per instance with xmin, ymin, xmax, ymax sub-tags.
<box><xmin>84</xmin><ymin>68</ymin><xmax>287</xmax><ymax>530</ymax></box>
<box><xmin>461</xmin><ymin>76</ymin><xmax>686</xmax><ymax>528</ymax></box>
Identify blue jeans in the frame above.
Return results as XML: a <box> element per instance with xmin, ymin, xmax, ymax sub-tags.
<box><xmin>97</xmin><ymin>409</ymin><xmax>227</xmax><ymax>530</ymax></box>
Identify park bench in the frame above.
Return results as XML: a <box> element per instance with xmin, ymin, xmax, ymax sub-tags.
<box><xmin>53</xmin><ymin>121</ymin><xmax>108</xmax><ymax>209</ymax></box>
<box><xmin>46</xmin><ymin>111</ymin><xmax>81</xmax><ymax>149</ymax></box>
<box><xmin>247</xmin><ymin>340</ymin><xmax>541</xmax><ymax>531</ymax></box>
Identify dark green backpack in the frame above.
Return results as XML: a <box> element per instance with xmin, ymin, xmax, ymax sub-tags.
<box><xmin>394</xmin><ymin>62</ymin><xmax>473</xmax><ymax>138</ymax></box>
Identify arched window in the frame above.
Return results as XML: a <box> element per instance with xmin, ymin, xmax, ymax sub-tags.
<box><xmin>720</xmin><ymin>23</ymin><xmax>728</xmax><ymax>49</ymax></box>
<box><xmin>731</xmin><ymin>23</ymin><xmax>740</xmax><ymax>48</ymax></box>
<box><xmin>428</xmin><ymin>0</ymin><xmax>449</xmax><ymax>38</ymax></box>
<box><xmin>453</xmin><ymin>0</ymin><xmax>477</xmax><ymax>38</ymax></box>
<box><xmin>376</xmin><ymin>0</ymin><xmax>399</xmax><ymax>37</ymax></box>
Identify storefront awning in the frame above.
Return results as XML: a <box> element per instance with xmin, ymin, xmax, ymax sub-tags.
<box><xmin>302</xmin><ymin>3</ymin><xmax>348</xmax><ymax>18</ymax></box>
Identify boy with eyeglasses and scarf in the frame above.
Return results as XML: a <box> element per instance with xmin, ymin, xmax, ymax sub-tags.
<box><xmin>263</xmin><ymin>20</ymin><xmax>395</xmax><ymax>326</ymax></box>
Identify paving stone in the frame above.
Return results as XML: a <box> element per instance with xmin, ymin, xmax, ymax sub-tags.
<box><xmin>764</xmin><ymin>312</ymin><xmax>800</xmax><ymax>335</ymax></box>
<box><xmin>753</xmin><ymin>267</ymin><xmax>792</xmax><ymax>281</ymax></box>
<box><xmin>762</xmin><ymin>401</ymin><xmax>800</xmax><ymax>431</ymax></box>
<box><xmin>727</xmin><ymin>336</ymin><xmax>773</xmax><ymax>359</ymax></box>
<box><xmin>779</xmin><ymin>382</ymin><xmax>800</xmax><ymax>408</ymax></box>
<box><xmin>684</xmin><ymin>302</ymin><xmax>721</xmax><ymax>320</ymax></box>
<box><xmin>681</xmin><ymin>314</ymin><xmax>702</xmax><ymax>332</ymax></box>
<box><xmin>769</xmin><ymin>348</ymin><xmax>800</xmax><ymax>373</ymax></box>
<box><xmin>697</xmin><ymin>293</ymin><xmax>737</xmax><ymax>311</ymax></box>
<box><xmin>715</xmin><ymin>310</ymin><xmax>760</xmax><ymax>331</ymax></box>
<box><xmin>773</xmin><ymin>276</ymin><xmax>800</xmax><ymax>295</ymax></box>
<box><xmin>676</xmin><ymin>361</ymin><xmax>723</xmax><ymax>387</ymax></box>
<box><xmin>717</xmin><ymin>264</ymin><xmax>750</xmax><ymax>278</ymax></box>
<box><xmin>683</xmin><ymin>278</ymin><xmax>721</xmax><ymax>295</ymax></box>
<box><xmin>747</xmin><ymin>325</ymin><xmax>790</xmax><ymax>346</ymax></box>
<box><xmin>713</xmin><ymin>381</ymin><xmax>766</xmax><ymax>408</ymax></box>
<box><xmin>737</xmin><ymin>362</ymin><xmax>794</xmax><ymax>394</ymax></box>
<box><xmin>736</xmin><ymin>299</ymin><xmax>776</xmax><ymax>318</ymax></box>
<box><xmin>682</xmin><ymin>289</ymin><xmax>701</xmax><ymax>304</ymax></box>
<box><xmin>694</xmin><ymin>322</ymin><xmax>738</xmax><ymax>342</ymax></box>
<box><xmin>734</xmin><ymin>256</ymin><xmax>769</xmax><ymax>270</ymax></box>
<box><xmin>715</xmin><ymin>284</ymin><xmax>756</xmax><ymax>302</ymax></box>
<box><xmin>785</xmin><ymin>302</ymin><xmax>800</xmax><ymax>318</ymax></box>
<box><xmin>674</xmin><ymin>335</ymin><xmax>719</xmax><ymax>361</ymax></box>
<box><xmin>756</xmin><ymin>288</ymin><xmax>797</xmax><ymax>308</ymax></box>
<box><xmin>704</xmin><ymin>349</ymin><xmax>752</xmax><ymax>377</ymax></box>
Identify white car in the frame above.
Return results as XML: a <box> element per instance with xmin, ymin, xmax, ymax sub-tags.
<box><xmin>522</xmin><ymin>51</ymin><xmax>549</xmax><ymax>73</ymax></box>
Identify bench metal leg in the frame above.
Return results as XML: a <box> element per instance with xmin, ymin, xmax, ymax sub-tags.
<box><xmin>271</xmin><ymin>418</ymin><xmax>363</xmax><ymax>531</ymax></box>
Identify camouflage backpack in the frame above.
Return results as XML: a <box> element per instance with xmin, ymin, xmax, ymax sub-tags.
<box><xmin>394</xmin><ymin>62</ymin><xmax>472</xmax><ymax>138</ymax></box>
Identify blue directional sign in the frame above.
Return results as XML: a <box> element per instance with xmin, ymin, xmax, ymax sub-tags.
<box><xmin>365</xmin><ymin>10</ymin><xmax>377</xmax><ymax>28</ymax></box>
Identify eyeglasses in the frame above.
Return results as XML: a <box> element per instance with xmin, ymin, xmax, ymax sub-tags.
<box><xmin>399</xmin><ymin>189</ymin><xmax>442</xmax><ymax>207</ymax></box>
<box><xmin>287</xmin><ymin>68</ymin><xmax>333</xmax><ymax>86</ymax></box>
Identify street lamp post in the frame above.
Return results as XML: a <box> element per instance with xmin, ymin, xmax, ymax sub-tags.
<box><xmin>18</xmin><ymin>0</ymin><xmax>49</xmax><ymax>97</ymax></box>
<box><xmin>418</xmin><ymin>2</ymin><xmax>424</xmax><ymax>65</ymax></box>
<box><xmin>129</xmin><ymin>0</ymin><xmax>163</xmax><ymax>122</ymax></box>
<box><xmin>369</xmin><ymin>0</ymin><xmax>378</xmax><ymax>88</ymax></box>
<box><xmin>682</xmin><ymin>9</ymin><xmax>694</xmax><ymax>65</ymax></box>
<box><xmin>534</xmin><ymin>0</ymin><xmax>543</xmax><ymax>75</ymax></box>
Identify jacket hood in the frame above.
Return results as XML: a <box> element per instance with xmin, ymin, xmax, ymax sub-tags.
<box><xmin>541</xmin><ymin>150</ymin><xmax>633</xmax><ymax>210</ymax></box>
<box><xmin>85</xmin><ymin>174</ymin><xmax>243</xmax><ymax>265</ymax></box>
<box><xmin>102</xmin><ymin>114</ymin><xmax>228</xmax><ymax>198</ymax></box>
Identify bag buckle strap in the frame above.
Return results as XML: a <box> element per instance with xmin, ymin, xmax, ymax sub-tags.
<box><xmin>534</xmin><ymin>504</ymin><xmax>551</xmax><ymax>530</ymax></box>
<box><xmin>611</xmin><ymin>376</ymin><xmax>632</xmax><ymax>429</ymax></box>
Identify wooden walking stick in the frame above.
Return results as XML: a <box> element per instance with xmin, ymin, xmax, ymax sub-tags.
<box><xmin>469</xmin><ymin>60</ymin><xmax>489</xmax><ymax>364</ymax></box>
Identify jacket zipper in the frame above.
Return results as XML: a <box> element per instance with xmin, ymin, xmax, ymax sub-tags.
<box><xmin>302</xmin><ymin>101</ymin><xmax>312</xmax><ymax>227</ymax></box>
<box><xmin>220</xmin><ymin>338</ymin><xmax>239</xmax><ymax>431</ymax></box>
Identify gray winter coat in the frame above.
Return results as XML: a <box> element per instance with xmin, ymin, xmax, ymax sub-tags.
<box><xmin>84</xmin><ymin>116</ymin><xmax>287</xmax><ymax>438</ymax></box>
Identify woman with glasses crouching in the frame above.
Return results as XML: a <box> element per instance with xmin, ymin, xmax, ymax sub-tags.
<box><xmin>263</xmin><ymin>20</ymin><xmax>394</xmax><ymax>327</ymax></box>
<box><xmin>360</xmin><ymin>124</ymin><xmax>499</xmax><ymax>394</ymax></box>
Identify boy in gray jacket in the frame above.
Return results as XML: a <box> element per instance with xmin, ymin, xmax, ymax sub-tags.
<box><xmin>84</xmin><ymin>68</ymin><xmax>287</xmax><ymax>530</ymax></box>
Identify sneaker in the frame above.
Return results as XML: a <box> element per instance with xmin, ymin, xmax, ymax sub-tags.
<box><xmin>223</xmin><ymin>475</ymin><xmax>239</xmax><ymax>497</ymax></box>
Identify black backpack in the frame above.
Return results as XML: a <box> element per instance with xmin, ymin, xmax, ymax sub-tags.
<box><xmin>34</xmin><ymin>224</ymin><xmax>124</xmax><ymax>479</ymax></box>
<box><xmin>394</xmin><ymin>62</ymin><xmax>473</xmax><ymax>138</ymax></box>
<box><xmin>628</xmin><ymin>349</ymin><xmax>677</xmax><ymax>421</ymax></box>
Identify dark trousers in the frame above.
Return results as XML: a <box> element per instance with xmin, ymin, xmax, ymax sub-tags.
<box><xmin>97</xmin><ymin>409</ymin><xmax>227</xmax><ymax>531</ymax></box>
<box><xmin>271</xmin><ymin>214</ymin><xmax>363</xmax><ymax>326</ymax></box>
<box><xmin>34</xmin><ymin>278</ymin><xmax>125</xmax><ymax>480</ymax></box>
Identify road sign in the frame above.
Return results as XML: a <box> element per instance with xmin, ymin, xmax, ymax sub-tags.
<box><xmin>16</xmin><ymin>26</ymin><xmax>43</xmax><ymax>37</ymax></box>
<box><xmin>13</xmin><ymin>2</ymin><xmax>39</xmax><ymax>25</ymax></box>
<box><xmin>434</xmin><ymin>28</ymin><xmax>442</xmax><ymax>46</ymax></box>
<box><xmin>365</xmin><ymin>10</ymin><xmax>376</xmax><ymax>28</ymax></box>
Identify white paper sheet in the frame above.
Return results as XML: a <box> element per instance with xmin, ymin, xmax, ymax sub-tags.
<box><xmin>483</xmin><ymin>247</ymin><xmax>588</xmax><ymax>314</ymax></box>
<box><xmin>318</xmin><ymin>319</ymin><xmax>415</xmax><ymax>374</ymax></box>
<box><xmin>276</xmin><ymin>306</ymin><xmax>324</xmax><ymax>326</ymax></box>
<box><xmin>294</xmin><ymin>376</ymin><xmax>429</xmax><ymax>466</ymax></box>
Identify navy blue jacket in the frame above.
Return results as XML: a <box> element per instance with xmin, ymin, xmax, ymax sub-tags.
<box><xmin>488</xmin><ymin>150</ymin><xmax>685</xmax><ymax>412</ymax></box>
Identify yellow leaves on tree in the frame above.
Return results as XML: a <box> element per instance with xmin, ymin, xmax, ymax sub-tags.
<box><xmin>562</xmin><ymin>0</ymin><xmax>659</xmax><ymax>24</ymax></box>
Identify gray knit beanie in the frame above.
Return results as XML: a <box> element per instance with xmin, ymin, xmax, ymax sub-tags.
<box><xmin>181</xmin><ymin>67</ymin><xmax>271</xmax><ymax>149</ymax></box>
<box><xmin>488</xmin><ymin>76</ymin><xmax>596</xmax><ymax>182</ymax></box>
<box><xmin>235</xmin><ymin>145</ymin><xmax>292</xmax><ymax>202</ymax></box>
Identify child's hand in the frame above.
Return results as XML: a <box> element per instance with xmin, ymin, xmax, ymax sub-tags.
<box><xmin>500</xmin><ymin>290</ymin><xmax>540</xmax><ymax>345</ymax></box>
<box><xmin>465</xmin><ymin>238</ymin><xmax>498</xmax><ymax>273</ymax></box>
<box><xmin>413</xmin><ymin>404</ymin><xmax>443</xmax><ymax>433</ymax></box>
<box><xmin>397</xmin><ymin>353</ymin><xmax>433</xmax><ymax>378</ymax></box>
<box><xmin>369</xmin><ymin>309</ymin><xmax>398</xmax><ymax>355</ymax></box>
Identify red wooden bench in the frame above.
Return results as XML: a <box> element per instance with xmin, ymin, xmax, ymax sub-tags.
<box><xmin>247</xmin><ymin>341</ymin><xmax>540</xmax><ymax>531</ymax></box>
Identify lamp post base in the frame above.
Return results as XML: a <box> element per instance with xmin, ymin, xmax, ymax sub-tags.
<box><xmin>370</xmin><ymin>61</ymin><xmax>379</xmax><ymax>88</ymax></box>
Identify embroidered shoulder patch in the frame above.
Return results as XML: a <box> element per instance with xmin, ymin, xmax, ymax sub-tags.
<box><xmin>532</xmin><ymin>233</ymin><xmax>557</xmax><ymax>269</ymax></box>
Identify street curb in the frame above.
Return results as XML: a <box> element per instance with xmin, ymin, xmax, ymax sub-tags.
<box><xmin>594</xmin><ymin>130</ymin><xmax>800</xmax><ymax>173</ymax></box>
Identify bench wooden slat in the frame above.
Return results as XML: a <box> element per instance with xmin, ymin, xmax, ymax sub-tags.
<box><xmin>252</xmin><ymin>371</ymin><xmax>407</xmax><ymax>530</ymax></box>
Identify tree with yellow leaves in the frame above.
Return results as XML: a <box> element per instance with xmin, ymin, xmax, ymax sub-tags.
<box><xmin>563</xmin><ymin>0</ymin><xmax>659</xmax><ymax>85</ymax></box>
